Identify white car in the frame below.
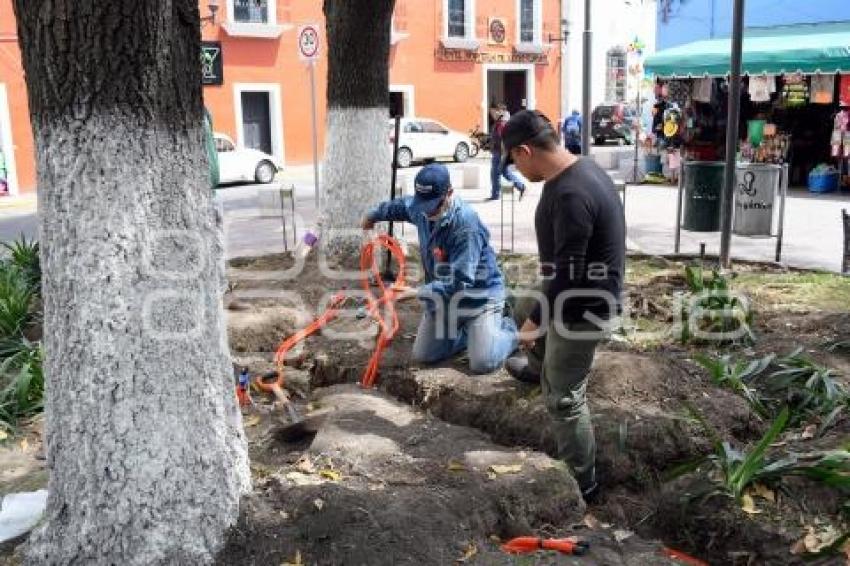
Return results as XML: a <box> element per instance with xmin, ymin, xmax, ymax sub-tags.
<box><xmin>389</xmin><ymin>118</ymin><xmax>472</xmax><ymax>168</ymax></box>
<box><xmin>214</xmin><ymin>133</ymin><xmax>282</xmax><ymax>185</ymax></box>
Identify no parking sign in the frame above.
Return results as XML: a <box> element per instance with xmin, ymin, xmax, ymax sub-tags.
<box><xmin>298</xmin><ymin>24</ymin><xmax>320</xmax><ymax>62</ymax></box>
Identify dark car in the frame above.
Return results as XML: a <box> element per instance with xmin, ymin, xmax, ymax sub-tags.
<box><xmin>591</xmin><ymin>103</ymin><xmax>637</xmax><ymax>145</ymax></box>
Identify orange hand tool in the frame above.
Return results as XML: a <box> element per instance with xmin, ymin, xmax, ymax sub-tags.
<box><xmin>501</xmin><ymin>536</ymin><xmax>590</xmax><ymax>556</ymax></box>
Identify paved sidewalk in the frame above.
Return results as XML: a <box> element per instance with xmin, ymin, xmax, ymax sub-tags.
<box><xmin>222</xmin><ymin>158</ymin><xmax>850</xmax><ymax>273</ymax></box>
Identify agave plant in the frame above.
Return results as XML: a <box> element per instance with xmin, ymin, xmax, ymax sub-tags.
<box><xmin>0</xmin><ymin>263</ymin><xmax>35</xmax><ymax>340</ymax></box>
<box><xmin>694</xmin><ymin>353</ymin><xmax>773</xmax><ymax>418</ymax></box>
<box><xmin>680</xmin><ymin>265</ymin><xmax>754</xmax><ymax>345</ymax></box>
<box><xmin>763</xmin><ymin>348</ymin><xmax>847</xmax><ymax>423</ymax></box>
<box><xmin>2</xmin><ymin>235</ymin><xmax>40</xmax><ymax>290</ymax></box>
<box><xmin>0</xmin><ymin>341</ymin><xmax>43</xmax><ymax>432</ymax></box>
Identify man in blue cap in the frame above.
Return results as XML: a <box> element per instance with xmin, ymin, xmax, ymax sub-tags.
<box><xmin>361</xmin><ymin>163</ymin><xmax>518</xmax><ymax>374</ymax></box>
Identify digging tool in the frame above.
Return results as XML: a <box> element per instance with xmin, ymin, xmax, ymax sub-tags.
<box><xmin>501</xmin><ymin>536</ymin><xmax>590</xmax><ymax>556</ymax></box>
<box><xmin>257</xmin><ymin>370</ymin><xmax>301</xmax><ymax>423</ymax></box>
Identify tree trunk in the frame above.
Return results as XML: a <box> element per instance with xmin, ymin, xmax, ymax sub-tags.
<box><xmin>321</xmin><ymin>0</ymin><xmax>395</xmax><ymax>260</ymax></box>
<box><xmin>12</xmin><ymin>1</ymin><xmax>250</xmax><ymax>563</ymax></box>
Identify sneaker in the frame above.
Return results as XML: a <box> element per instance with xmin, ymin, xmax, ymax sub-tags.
<box><xmin>515</xmin><ymin>183</ymin><xmax>526</xmax><ymax>201</ymax></box>
<box><xmin>505</xmin><ymin>356</ymin><xmax>540</xmax><ymax>384</ymax></box>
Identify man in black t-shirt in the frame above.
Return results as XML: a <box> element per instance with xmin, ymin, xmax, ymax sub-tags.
<box><xmin>500</xmin><ymin>110</ymin><xmax>625</xmax><ymax>502</ymax></box>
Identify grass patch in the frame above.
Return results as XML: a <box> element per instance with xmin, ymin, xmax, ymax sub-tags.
<box><xmin>734</xmin><ymin>272</ymin><xmax>850</xmax><ymax>312</ymax></box>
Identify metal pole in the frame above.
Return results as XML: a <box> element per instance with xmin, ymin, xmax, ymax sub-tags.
<box><xmin>309</xmin><ymin>62</ymin><xmax>321</xmax><ymax>209</ymax></box>
<box><xmin>632</xmin><ymin>86</ymin><xmax>641</xmax><ymax>183</ymax></box>
<box><xmin>674</xmin><ymin>160</ymin><xmax>684</xmax><ymax>253</ymax></box>
<box><xmin>776</xmin><ymin>163</ymin><xmax>788</xmax><ymax>263</ymax></box>
<box><xmin>581</xmin><ymin>0</ymin><xmax>592</xmax><ymax>156</ymax></box>
<box><xmin>384</xmin><ymin>115</ymin><xmax>402</xmax><ymax>279</ymax></box>
<box><xmin>719</xmin><ymin>0</ymin><xmax>746</xmax><ymax>269</ymax></box>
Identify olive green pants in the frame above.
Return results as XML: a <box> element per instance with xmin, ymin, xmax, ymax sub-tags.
<box><xmin>512</xmin><ymin>290</ymin><xmax>602</xmax><ymax>490</ymax></box>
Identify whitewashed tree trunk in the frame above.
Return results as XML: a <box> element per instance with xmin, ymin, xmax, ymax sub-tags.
<box><xmin>13</xmin><ymin>1</ymin><xmax>251</xmax><ymax>563</ymax></box>
<box><xmin>320</xmin><ymin>0</ymin><xmax>395</xmax><ymax>260</ymax></box>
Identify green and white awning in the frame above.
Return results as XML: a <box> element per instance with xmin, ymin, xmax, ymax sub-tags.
<box><xmin>645</xmin><ymin>22</ymin><xmax>850</xmax><ymax>78</ymax></box>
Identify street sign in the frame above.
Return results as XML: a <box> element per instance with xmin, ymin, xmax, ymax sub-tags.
<box><xmin>298</xmin><ymin>24</ymin><xmax>320</xmax><ymax>62</ymax></box>
<box><xmin>201</xmin><ymin>41</ymin><xmax>223</xmax><ymax>86</ymax></box>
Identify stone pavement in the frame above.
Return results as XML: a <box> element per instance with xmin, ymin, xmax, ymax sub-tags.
<box><xmin>1</xmin><ymin>154</ymin><xmax>848</xmax><ymax>272</ymax></box>
<box><xmin>221</xmin><ymin>154</ymin><xmax>850</xmax><ymax>273</ymax></box>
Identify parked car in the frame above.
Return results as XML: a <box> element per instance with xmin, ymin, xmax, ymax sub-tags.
<box><xmin>591</xmin><ymin>103</ymin><xmax>637</xmax><ymax>146</ymax></box>
<box><xmin>389</xmin><ymin>118</ymin><xmax>472</xmax><ymax>168</ymax></box>
<box><xmin>214</xmin><ymin>133</ymin><xmax>282</xmax><ymax>185</ymax></box>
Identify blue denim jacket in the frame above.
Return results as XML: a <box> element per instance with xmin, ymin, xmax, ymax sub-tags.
<box><xmin>367</xmin><ymin>197</ymin><xmax>505</xmax><ymax>313</ymax></box>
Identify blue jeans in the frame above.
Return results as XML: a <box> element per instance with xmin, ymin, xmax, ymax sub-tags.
<box><xmin>412</xmin><ymin>302</ymin><xmax>518</xmax><ymax>374</ymax></box>
<box><xmin>490</xmin><ymin>153</ymin><xmax>525</xmax><ymax>199</ymax></box>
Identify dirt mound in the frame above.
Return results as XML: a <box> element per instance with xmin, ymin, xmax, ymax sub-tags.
<box><xmin>311</xmin><ymin>351</ymin><xmax>760</xmax><ymax>494</ymax></box>
<box><xmin>227</xmin><ymin>307</ymin><xmax>305</xmax><ymax>355</ymax></box>
<box><xmin>218</xmin><ymin>385</ymin><xmax>592</xmax><ymax>565</ymax></box>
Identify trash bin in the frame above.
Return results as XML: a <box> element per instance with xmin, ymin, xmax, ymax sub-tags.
<box><xmin>683</xmin><ymin>161</ymin><xmax>724</xmax><ymax>232</ymax></box>
<box><xmin>645</xmin><ymin>154</ymin><xmax>662</xmax><ymax>174</ymax></box>
<box><xmin>733</xmin><ymin>163</ymin><xmax>782</xmax><ymax>236</ymax></box>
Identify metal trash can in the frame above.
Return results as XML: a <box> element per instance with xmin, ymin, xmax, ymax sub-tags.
<box><xmin>683</xmin><ymin>161</ymin><xmax>724</xmax><ymax>232</ymax></box>
<box><xmin>733</xmin><ymin>163</ymin><xmax>782</xmax><ymax>236</ymax></box>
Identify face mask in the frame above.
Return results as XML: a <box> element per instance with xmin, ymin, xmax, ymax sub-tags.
<box><xmin>427</xmin><ymin>196</ymin><xmax>450</xmax><ymax>221</ymax></box>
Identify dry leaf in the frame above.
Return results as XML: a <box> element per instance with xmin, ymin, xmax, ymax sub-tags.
<box><xmin>456</xmin><ymin>542</ymin><xmax>478</xmax><ymax>563</ymax></box>
<box><xmin>583</xmin><ymin>514</ymin><xmax>602</xmax><ymax>530</ymax></box>
<box><xmin>740</xmin><ymin>493</ymin><xmax>762</xmax><ymax>515</ymax></box>
<box><xmin>801</xmin><ymin>424</ymin><xmax>817</xmax><ymax>440</ymax></box>
<box><xmin>751</xmin><ymin>483</ymin><xmax>776</xmax><ymax>503</ymax></box>
<box><xmin>295</xmin><ymin>456</ymin><xmax>316</xmax><ymax>474</ymax></box>
<box><xmin>19</xmin><ymin>438</ymin><xmax>29</xmax><ymax>451</ymax></box>
<box><xmin>448</xmin><ymin>461</ymin><xmax>468</xmax><ymax>472</ymax></box>
<box><xmin>0</xmin><ymin>429</ymin><xmax>7</xmax><ymax>441</ymax></box>
<box><xmin>319</xmin><ymin>469</ymin><xmax>341</xmax><ymax>482</ymax></box>
<box><xmin>613</xmin><ymin>529</ymin><xmax>634</xmax><ymax>543</ymax></box>
<box><xmin>313</xmin><ymin>498</ymin><xmax>324</xmax><ymax>511</ymax></box>
<box><xmin>281</xmin><ymin>550</ymin><xmax>303</xmax><ymax>566</ymax></box>
<box><xmin>243</xmin><ymin>415</ymin><xmax>261</xmax><ymax>428</ymax></box>
<box><xmin>488</xmin><ymin>464</ymin><xmax>522</xmax><ymax>475</ymax></box>
<box><xmin>489</xmin><ymin>535</ymin><xmax>501</xmax><ymax>544</ymax></box>
<box><xmin>804</xmin><ymin>531</ymin><xmax>820</xmax><ymax>552</ymax></box>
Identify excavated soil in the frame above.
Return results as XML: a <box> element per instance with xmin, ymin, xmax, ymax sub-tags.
<box><xmin>221</xmin><ymin>251</ymin><xmax>850</xmax><ymax>565</ymax></box>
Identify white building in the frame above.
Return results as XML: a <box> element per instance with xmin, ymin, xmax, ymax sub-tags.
<box><xmin>559</xmin><ymin>0</ymin><xmax>658</xmax><ymax>117</ymax></box>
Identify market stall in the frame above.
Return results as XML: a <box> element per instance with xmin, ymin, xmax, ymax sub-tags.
<box><xmin>645</xmin><ymin>22</ymin><xmax>850</xmax><ymax>191</ymax></box>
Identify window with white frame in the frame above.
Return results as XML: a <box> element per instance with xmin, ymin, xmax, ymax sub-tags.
<box><xmin>519</xmin><ymin>0</ymin><xmax>534</xmax><ymax>43</ymax></box>
<box><xmin>515</xmin><ymin>0</ymin><xmax>542</xmax><ymax>50</ymax></box>
<box><xmin>234</xmin><ymin>0</ymin><xmax>269</xmax><ymax>24</ymax></box>
<box><xmin>448</xmin><ymin>0</ymin><xmax>467</xmax><ymax>38</ymax></box>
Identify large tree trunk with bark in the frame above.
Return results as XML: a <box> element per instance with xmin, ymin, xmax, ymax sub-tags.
<box><xmin>321</xmin><ymin>0</ymin><xmax>395</xmax><ymax>260</ymax></box>
<box><xmin>13</xmin><ymin>1</ymin><xmax>250</xmax><ymax>563</ymax></box>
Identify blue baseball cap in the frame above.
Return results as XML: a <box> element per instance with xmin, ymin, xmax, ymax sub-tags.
<box><xmin>410</xmin><ymin>164</ymin><xmax>452</xmax><ymax>218</ymax></box>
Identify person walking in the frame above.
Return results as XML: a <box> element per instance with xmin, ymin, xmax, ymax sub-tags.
<box><xmin>500</xmin><ymin>110</ymin><xmax>625</xmax><ymax>502</ymax></box>
<box><xmin>562</xmin><ymin>109</ymin><xmax>582</xmax><ymax>154</ymax></box>
<box><xmin>489</xmin><ymin>110</ymin><xmax>526</xmax><ymax>201</ymax></box>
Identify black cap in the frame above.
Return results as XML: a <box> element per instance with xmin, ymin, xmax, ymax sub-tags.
<box><xmin>501</xmin><ymin>110</ymin><xmax>558</xmax><ymax>167</ymax></box>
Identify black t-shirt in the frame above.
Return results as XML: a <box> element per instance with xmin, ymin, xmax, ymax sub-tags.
<box><xmin>529</xmin><ymin>158</ymin><xmax>625</xmax><ymax>326</ymax></box>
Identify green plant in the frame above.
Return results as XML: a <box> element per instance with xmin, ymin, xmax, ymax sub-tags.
<box><xmin>0</xmin><ymin>263</ymin><xmax>35</xmax><ymax>339</ymax></box>
<box><xmin>680</xmin><ymin>265</ymin><xmax>754</xmax><ymax>345</ymax></box>
<box><xmin>2</xmin><ymin>235</ymin><xmax>40</xmax><ymax>290</ymax></box>
<box><xmin>678</xmin><ymin>406</ymin><xmax>850</xmax><ymax>503</ymax></box>
<box><xmin>762</xmin><ymin>348</ymin><xmax>848</xmax><ymax>424</ymax></box>
<box><xmin>0</xmin><ymin>342</ymin><xmax>43</xmax><ymax>432</ymax></box>
<box><xmin>694</xmin><ymin>353</ymin><xmax>773</xmax><ymax>418</ymax></box>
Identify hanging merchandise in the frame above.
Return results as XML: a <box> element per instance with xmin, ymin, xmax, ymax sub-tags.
<box><xmin>840</xmin><ymin>74</ymin><xmax>850</xmax><ymax>107</ymax></box>
<box><xmin>666</xmin><ymin>80</ymin><xmax>690</xmax><ymax>109</ymax></box>
<box><xmin>748</xmin><ymin>75</ymin><xmax>773</xmax><ymax>103</ymax></box>
<box><xmin>811</xmin><ymin>74</ymin><xmax>835</xmax><ymax>104</ymax></box>
<box><xmin>691</xmin><ymin>77</ymin><xmax>712</xmax><ymax>103</ymax></box>
<box><xmin>782</xmin><ymin>73</ymin><xmax>809</xmax><ymax>107</ymax></box>
<box><xmin>832</xmin><ymin>110</ymin><xmax>850</xmax><ymax>158</ymax></box>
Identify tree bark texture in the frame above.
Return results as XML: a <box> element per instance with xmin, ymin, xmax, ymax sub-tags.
<box><xmin>320</xmin><ymin>0</ymin><xmax>395</xmax><ymax>260</ymax></box>
<box><xmin>12</xmin><ymin>1</ymin><xmax>251</xmax><ymax>563</ymax></box>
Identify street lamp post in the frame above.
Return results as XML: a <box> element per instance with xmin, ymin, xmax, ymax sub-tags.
<box><xmin>581</xmin><ymin>0</ymin><xmax>592</xmax><ymax>156</ymax></box>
